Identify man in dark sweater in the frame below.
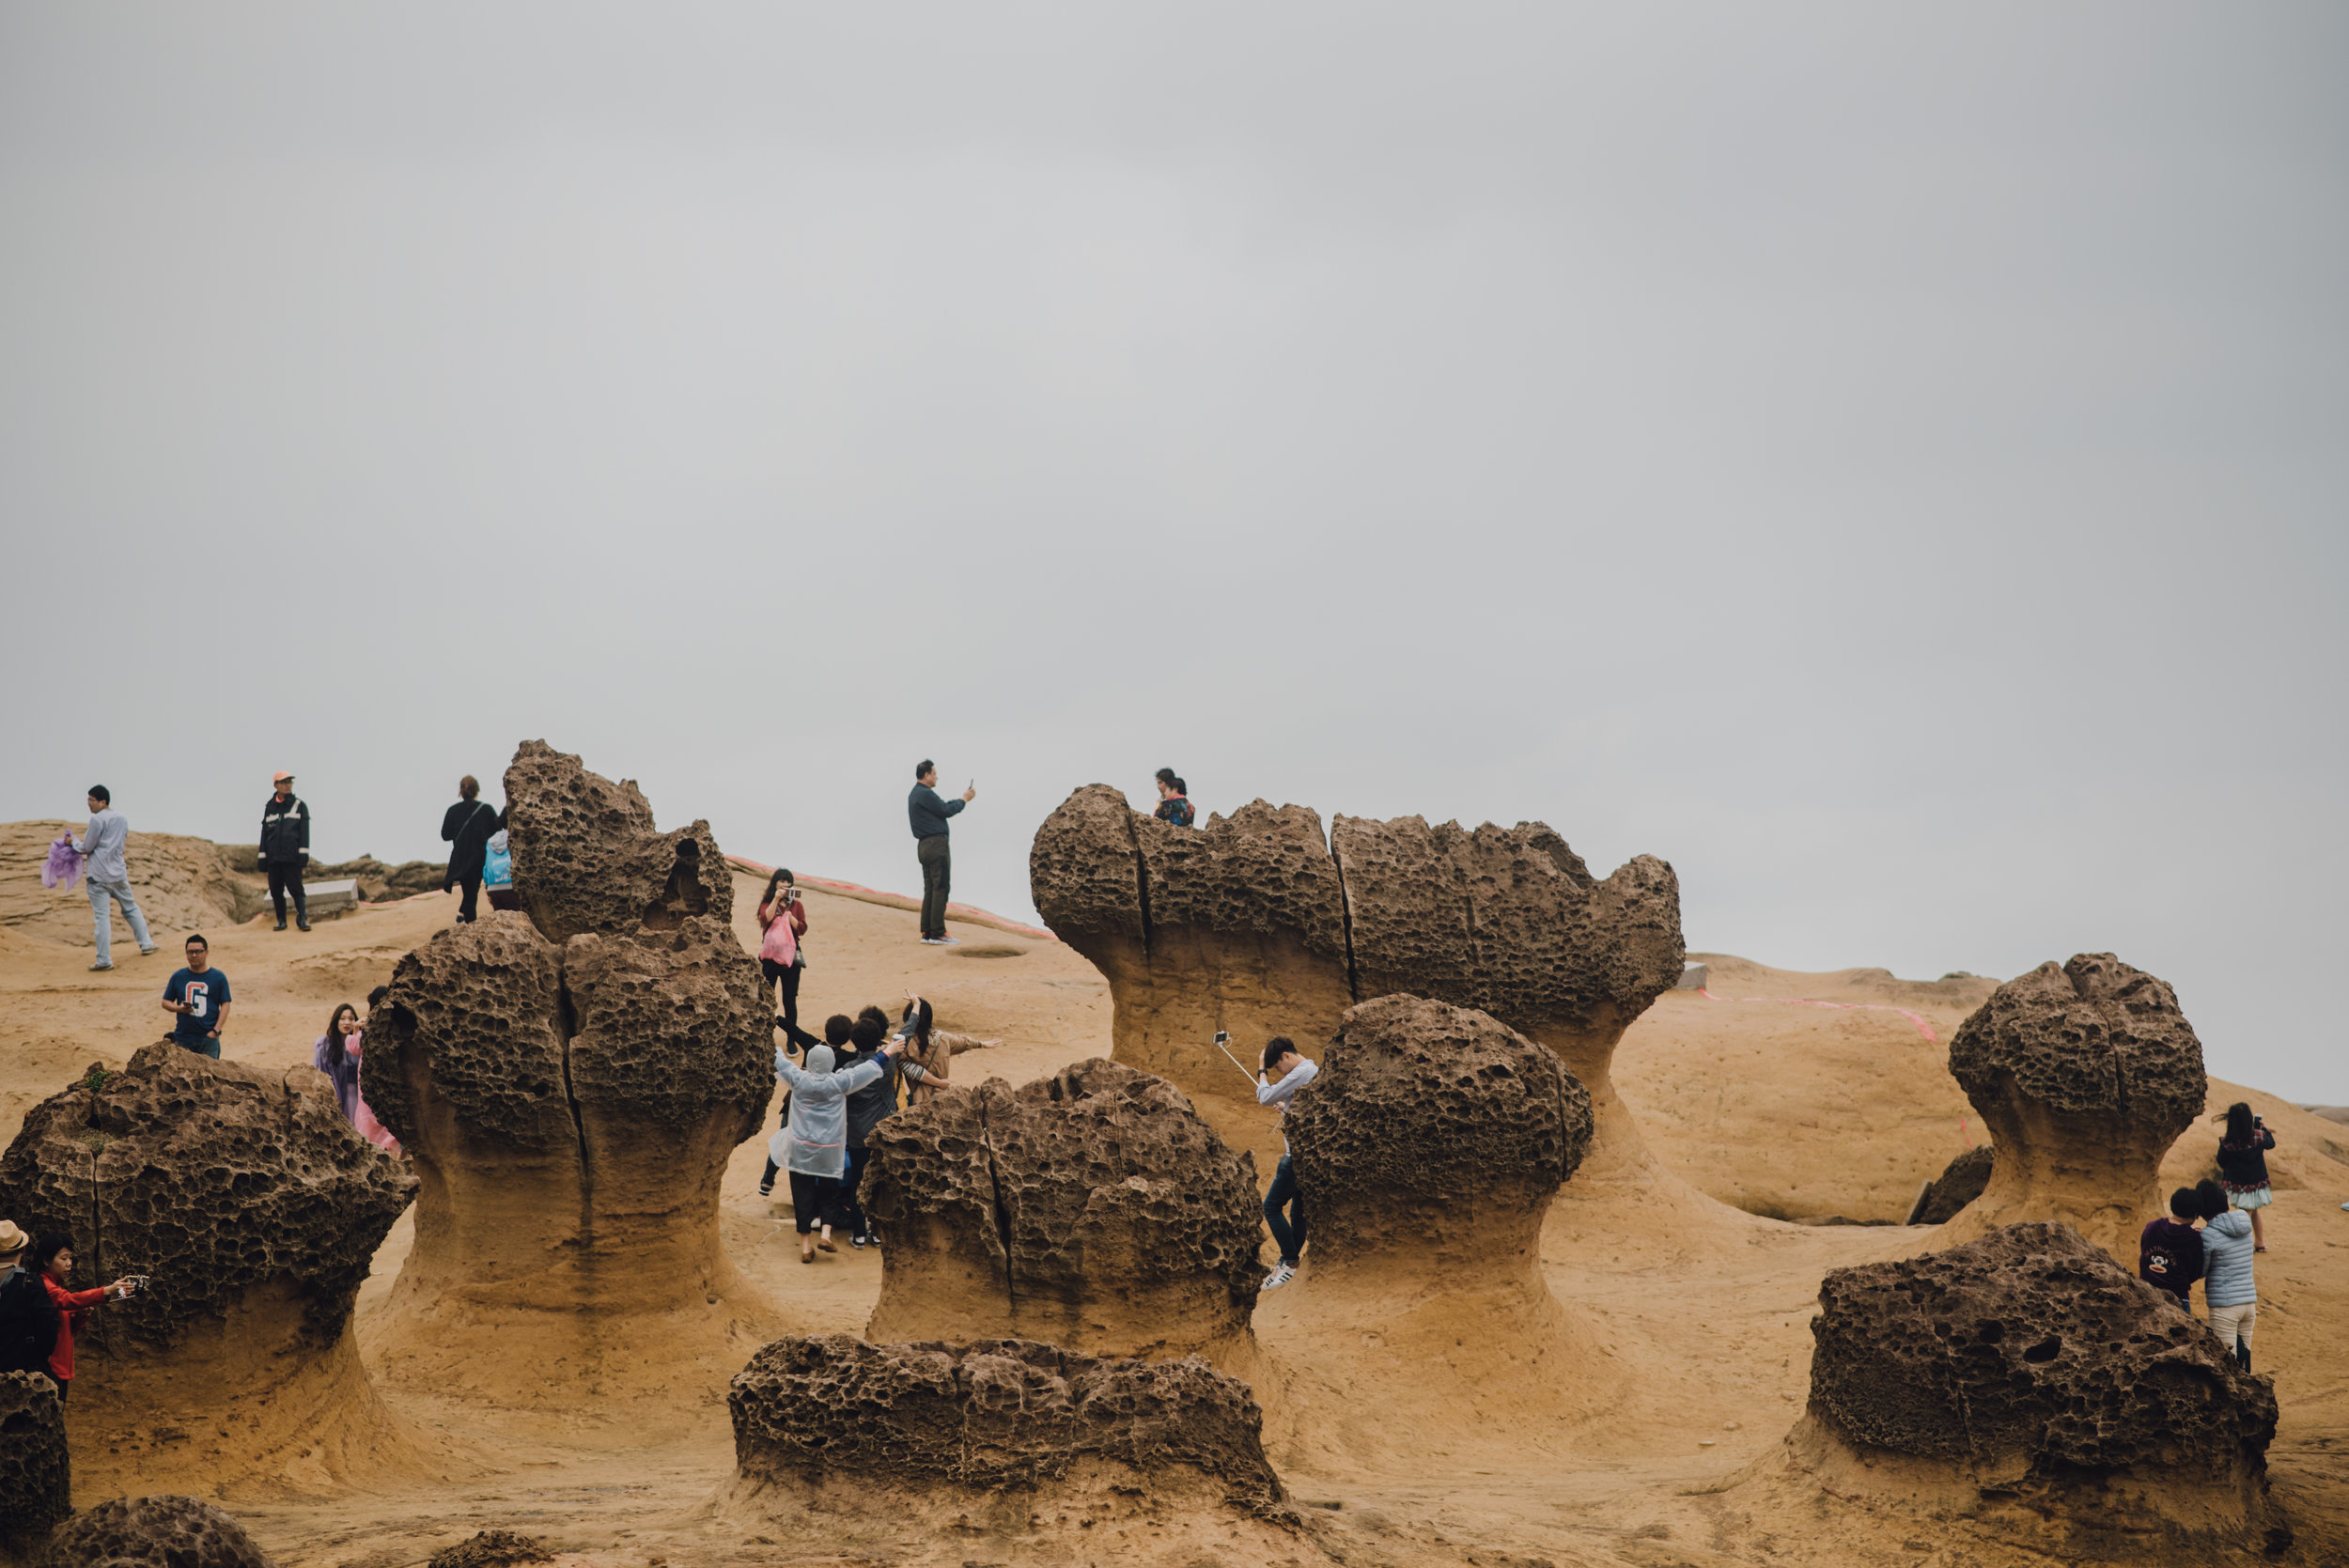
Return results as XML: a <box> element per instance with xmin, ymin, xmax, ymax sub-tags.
<box><xmin>259</xmin><ymin>771</ymin><xmax>311</xmax><ymax>931</ymax></box>
<box><xmin>834</xmin><ymin>1011</ymin><xmax>902</xmax><ymax>1247</ymax></box>
<box><xmin>907</xmin><ymin>759</ymin><xmax>975</xmax><ymax>946</ymax></box>
<box><xmin>2138</xmin><ymin>1186</ymin><xmax>2207</xmax><ymax>1308</ymax></box>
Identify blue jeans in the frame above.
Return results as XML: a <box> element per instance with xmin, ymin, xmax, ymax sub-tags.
<box><xmin>1264</xmin><ymin>1153</ymin><xmax>1307</xmax><ymax>1265</ymax></box>
<box><xmin>88</xmin><ymin>879</ymin><xmax>153</xmax><ymax>966</ymax></box>
<box><xmin>174</xmin><ymin>1033</ymin><xmax>222</xmax><ymax>1060</ymax></box>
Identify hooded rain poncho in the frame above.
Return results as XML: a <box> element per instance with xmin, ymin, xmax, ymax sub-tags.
<box><xmin>772</xmin><ymin>1044</ymin><xmax>884</xmax><ymax>1178</ymax></box>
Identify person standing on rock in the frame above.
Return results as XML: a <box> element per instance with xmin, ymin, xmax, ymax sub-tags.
<box><xmin>1256</xmin><ymin>1036</ymin><xmax>1318</xmax><ymax>1292</ymax></box>
<box><xmin>1154</xmin><ymin>768</ymin><xmax>1195</xmax><ymax>828</ymax></box>
<box><xmin>440</xmin><ymin>776</ymin><xmax>503</xmax><ymax>925</ymax></box>
<box><xmin>69</xmin><ymin>784</ymin><xmax>155</xmax><ymax>971</ymax></box>
<box><xmin>757</xmin><ymin>869</ymin><xmax>819</xmax><ymax>1054</ymax></box>
<box><xmin>908</xmin><ymin>760</ymin><xmax>974</xmax><ymax>946</ymax></box>
<box><xmin>30</xmin><ymin>1233</ymin><xmax>135</xmax><ymax>1403</ymax></box>
<box><xmin>2215</xmin><ymin>1102</ymin><xmax>2277</xmax><ymax>1252</ymax></box>
<box><xmin>161</xmin><ymin>933</ymin><xmax>230</xmax><ymax>1058</ymax></box>
<box><xmin>771</xmin><ymin>1026</ymin><xmax>906</xmax><ymax>1265</ymax></box>
<box><xmin>2138</xmin><ymin>1187</ymin><xmax>2207</xmax><ymax>1309</ymax></box>
<box><xmin>258</xmin><ymin>770</ymin><xmax>311</xmax><ymax>931</ymax></box>
<box><xmin>2198</xmin><ymin>1178</ymin><xmax>2259</xmax><ymax>1370</ymax></box>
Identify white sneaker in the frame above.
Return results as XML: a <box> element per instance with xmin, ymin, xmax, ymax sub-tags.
<box><xmin>1261</xmin><ymin>1263</ymin><xmax>1296</xmax><ymax>1292</ymax></box>
<box><xmin>922</xmin><ymin>936</ymin><xmax>960</xmax><ymax>946</ymax></box>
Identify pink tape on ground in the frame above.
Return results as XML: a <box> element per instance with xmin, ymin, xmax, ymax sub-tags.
<box><xmin>1695</xmin><ymin>987</ymin><xmax>1938</xmax><ymax>1043</ymax></box>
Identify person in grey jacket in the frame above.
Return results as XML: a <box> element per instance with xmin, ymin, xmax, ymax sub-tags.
<box><xmin>258</xmin><ymin>771</ymin><xmax>311</xmax><ymax>931</ymax></box>
<box><xmin>2198</xmin><ymin>1179</ymin><xmax>2259</xmax><ymax>1371</ymax></box>
<box><xmin>774</xmin><ymin>1032</ymin><xmax>904</xmax><ymax>1264</ymax></box>
<box><xmin>70</xmin><ymin>785</ymin><xmax>153</xmax><ymax>970</ymax></box>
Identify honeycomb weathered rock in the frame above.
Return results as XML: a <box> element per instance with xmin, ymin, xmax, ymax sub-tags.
<box><xmin>503</xmin><ymin>737</ymin><xmax>733</xmax><ymax>944</ymax></box>
<box><xmin>1912</xmin><ymin>1143</ymin><xmax>1995</xmax><ymax>1225</ymax></box>
<box><xmin>1027</xmin><ymin>785</ymin><xmax>1678</xmax><ymax>1181</ymax></box>
<box><xmin>729</xmin><ymin>1336</ymin><xmax>1283</xmax><ymax>1512</ymax></box>
<box><xmin>34</xmin><ymin>1493</ymin><xmax>277</xmax><ymax>1567</ymax></box>
<box><xmin>0</xmin><ymin>1045</ymin><xmax>413</xmax><ymax>1350</ymax></box>
<box><xmin>863</xmin><ymin>1061</ymin><xmax>1260</xmax><ymax>1355</ymax></box>
<box><xmin>362</xmin><ymin>744</ymin><xmax>776</xmax><ymax>1407</ymax></box>
<box><xmin>1936</xmin><ymin>954</ymin><xmax>2206</xmax><ymax>1257</ymax></box>
<box><xmin>0</xmin><ymin>1371</ymin><xmax>70</xmax><ymax>1558</ymax></box>
<box><xmin>1811</xmin><ymin>1221</ymin><xmax>2275</xmax><ymax>1479</ymax></box>
<box><xmin>1286</xmin><ymin>995</ymin><xmax>1592</xmax><ymax>1261</ymax></box>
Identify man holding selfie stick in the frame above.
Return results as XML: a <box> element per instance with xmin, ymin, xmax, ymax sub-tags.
<box><xmin>1252</xmin><ymin>1035</ymin><xmax>1318</xmax><ymax>1292</ymax></box>
<box><xmin>907</xmin><ymin>759</ymin><xmax>974</xmax><ymax>947</ymax></box>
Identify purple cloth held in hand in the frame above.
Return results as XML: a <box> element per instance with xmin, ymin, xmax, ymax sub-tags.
<box><xmin>44</xmin><ymin>837</ymin><xmax>86</xmax><ymax>892</ymax></box>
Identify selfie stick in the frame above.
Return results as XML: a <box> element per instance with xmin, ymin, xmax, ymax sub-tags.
<box><xmin>1211</xmin><ymin>1032</ymin><xmax>1259</xmax><ymax>1088</ymax></box>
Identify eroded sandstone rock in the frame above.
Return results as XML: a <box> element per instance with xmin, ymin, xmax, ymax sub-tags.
<box><xmin>863</xmin><ymin>1061</ymin><xmax>1260</xmax><ymax>1357</ymax></box>
<box><xmin>1937</xmin><ymin>954</ymin><xmax>2205</xmax><ymax>1258</ymax></box>
<box><xmin>0</xmin><ymin>1046</ymin><xmax>412</xmax><ymax>1494</ymax></box>
<box><xmin>1911</xmin><ymin>1143</ymin><xmax>1994</xmax><ymax>1225</ymax></box>
<box><xmin>503</xmin><ymin>738</ymin><xmax>731</xmax><ymax>943</ymax></box>
<box><xmin>361</xmin><ymin>743</ymin><xmax>775</xmax><ymax>1411</ymax></box>
<box><xmin>1287</xmin><ymin>996</ymin><xmax>1592</xmax><ymax>1265</ymax></box>
<box><xmin>730</xmin><ymin>1336</ymin><xmax>1283</xmax><ymax>1512</ymax></box>
<box><xmin>1804</xmin><ymin>1222</ymin><xmax>2280</xmax><ymax>1540</ymax></box>
<box><xmin>0</xmin><ymin>1372</ymin><xmax>69</xmax><ymax>1558</ymax></box>
<box><xmin>1028</xmin><ymin>785</ymin><xmax>1679</xmax><ymax>1181</ymax></box>
<box><xmin>34</xmin><ymin>1494</ymin><xmax>277</xmax><ymax>1568</ymax></box>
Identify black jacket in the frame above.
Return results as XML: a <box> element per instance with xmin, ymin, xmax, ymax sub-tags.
<box><xmin>259</xmin><ymin>793</ymin><xmax>310</xmax><ymax>865</ymax></box>
<box><xmin>841</xmin><ymin>1049</ymin><xmax>901</xmax><ymax>1149</ymax></box>
<box><xmin>442</xmin><ymin>800</ymin><xmax>503</xmax><ymax>883</ymax></box>
<box><xmin>0</xmin><ymin>1265</ymin><xmax>59</xmax><ymax>1377</ymax></box>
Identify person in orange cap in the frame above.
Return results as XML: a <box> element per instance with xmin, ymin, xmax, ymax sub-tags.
<box><xmin>259</xmin><ymin>770</ymin><xmax>312</xmax><ymax>931</ymax></box>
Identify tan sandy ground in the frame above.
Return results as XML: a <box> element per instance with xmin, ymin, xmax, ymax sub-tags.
<box><xmin>2</xmin><ymin>855</ymin><xmax>2343</xmax><ymax>1565</ymax></box>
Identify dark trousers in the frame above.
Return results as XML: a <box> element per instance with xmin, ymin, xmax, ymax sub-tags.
<box><xmin>917</xmin><ymin>834</ymin><xmax>951</xmax><ymax>939</ymax></box>
<box><xmin>1264</xmin><ymin>1153</ymin><xmax>1306</xmax><ymax>1265</ymax></box>
<box><xmin>786</xmin><ymin>1170</ymin><xmax>837</xmax><ymax>1234</ymax></box>
<box><xmin>267</xmin><ymin>861</ymin><xmax>306</xmax><ymax>922</ymax></box>
<box><xmin>454</xmin><ymin>871</ymin><xmax>482</xmax><ymax>922</ymax></box>
<box><xmin>488</xmin><ymin>887</ymin><xmax>521</xmax><ymax>911</ymax></box>
<box><xmin>836</xmin><ymin>1144</ymin><xmax>872</xmax><ymax>1236</ymax></box>
<box><xmin>760</xmin><ymin>959</ymin><xmax>821</xmax><ymax>1052</ymax></box>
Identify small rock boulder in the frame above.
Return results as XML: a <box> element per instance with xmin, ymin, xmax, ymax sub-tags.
<box><xmin>1940</xmin><ymin>954</ymin><xmax>2206</xmax><ymax>1257</ymax></box>
<box><xmin>730</xmin><ymin>1336</ymin><xmax>1283</xmax><ymax>1513</ymax></box>
<box><xmin>1807</xmin><ymin>1222</ymin><xmax>2279</xmax><ymax>1536</ymax></box>
<box><xmin>1910</xmin><ymin>1143</ymin><xmax>1994</xmax><ymax>1225</ymax></box>
<box><xmin>0</xmin><ymin>1372</ymin><xmax>69</xmax><ymax>1559</ymax></box>
<box><xmin>863</xmin><ymin>1062</ymin><xmax>1261</xmax><ymax>1357</ymax></box>
<box><xmin>503</xmin><ymin>738</ymin><xmax>733</xmax><ymax>943</ymax></box>
<box><xmin>34</xmin><ymin>1495</ymin><xmax>277</xmax><ymax>1567</ymax></box>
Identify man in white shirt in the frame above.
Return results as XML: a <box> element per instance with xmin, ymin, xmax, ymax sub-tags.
<box><xmin>1255</xmin><ymin>1036</ymin><xmax>1319</xmax><ymax>1291</ymax></box>
<box><xmin>71</xmin><ymin>785</ymin><xmax>153</xmax><ymax>971</ymax></box>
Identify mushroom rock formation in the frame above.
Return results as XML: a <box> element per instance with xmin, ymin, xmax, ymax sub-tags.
<box><xmin>361</xmin><ymin>742</ymin><xmax>777</xmax><ymax>1414</ymax></box>
<box><xmin>1030</xmin><ymin>786</ymin><xmax>1352</xmax><ymax>1173</ymax></box>
<box><xmin>1329</xmin><ymin>814</ymin><xmax>1683</xmax><ymax>1187</ymax></box>
<box><xmin>1271</xmin><ymin>996</ymin><xmax>1613</xmax><ymax>1441</ymax></box>
<box><xmin>1787</xmin><ymin>1222</ymin><xmax>2283</xmax><ymax>1549</ymax></box>
<box><xmin>0</xmin><ymin>1045</ymin><xmax>414</xmax><ymax>1497</ymax></box>
<box><xmin>723</xmin><ymin>1336</ymin><xmax>1292</xmax><ymax>1559</ymax></box>
<box><xmin>1934</xmin><ymin>954</ymin><xmax>2205</xmax><ymax>1260</ymax></box>
<box><xmin>862</xmin><ymin>1061</ymin><xmax>1261</xmax><ymax>1362</ymax></box>
<box><xmin>1030</xmin><ymin>786</ymin><xmax>1682</xmax><ymax>1187</ymax></box>
<box><xmin>34</xmin><ymin>1495</ymin><xmax>278</xmax><ymax>1568</ymax></box>
<box><xmin>0</xmin><ymin>1373</ymin><xmax>70</xmax><ymax>1560</ymax></box>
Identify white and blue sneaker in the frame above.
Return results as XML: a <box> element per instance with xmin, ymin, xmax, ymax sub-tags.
<box><xmin>1260</xmin><ymin>1262</ymin><xmax>1296</xmax><ymax>1292</ymax></box>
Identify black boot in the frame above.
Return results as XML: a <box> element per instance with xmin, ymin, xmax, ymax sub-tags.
<box><xmin>296</xmin><ymin>913</ymin><xmax>310</xmax><ymax>931</ymax></box>
<box><xmin>2236</xmin><ymin>1342</ymin><xmax>2251</xmax><ymax>1372</ymax></box>
<box><xmin>273</xmin><ymin>917</ymin><xmax>287</xmax><ymax>931</ymax></box>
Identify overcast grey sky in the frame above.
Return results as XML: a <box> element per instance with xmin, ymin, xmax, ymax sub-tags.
<box><xmin>4</xmin><ymin>6</ymin><xmax>2343</xmax><ymax>1098</ymax></box>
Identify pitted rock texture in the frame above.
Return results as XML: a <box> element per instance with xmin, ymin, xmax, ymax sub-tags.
<box><xmin>503</xmin><ymin>738</ymin><xmax>733</xmax><ymax>944</ymax></box>
<box><xmin>863</xmin><ymin>1062</ymin><xmax>1261</xmax><ymax>1353</ymax></box>
<box><xmin>361</xmin><ymin>746</ymin><xmax>773</xmax><ymax>1400</ymax></box>
<box><xmin>1914</xmin><ymin>1144</ymin><xmax>1995</xmax><ymax>1225</ymax></box>
<box><xmin>1330</xmin><ymin>815</ymin><xmax>1684</xmax><ymax>1044</ymax></box>
<box><xmin>1948</xmin><ymin>954</ymin><xmax>2206</xmax><ymax>1130</ymax></box>
<box><xmin>0</xmin><ymin>1372</ymin><xmax>70</xmax><ymax>1555</ymax></box>
<box><xmin>1936</xmin><ymin>954</ymin><xmax>2207</xmax><ymax>1257</ymax></box>
<box><xmin>1286</xmin><ymin>996</ymin><xmax>1593</xmax><ymax>1256</ymax></box>
<box><xmin>1812</xmin><ymin>1222</ymin><xmax>2276</xmax><ymax>1479</ymax></box>
<box><xmin>1028</xmin><ymin>785</ymin><xmax>1677</xmax><ymax>1178</ymax></box>
<box><xmin>730</xmin><ymin>1336</ymin><xmax>1283</xmax><ymax>1512</ymax></box>
<box><xmin>34</xmin><ymin>1494</ymin><xmax>277</xmax><ymax>1567</ymax></box>
<box><xmin>0</xmin><ymin>1043</ymin><xmax>412</xmax><ymax>1347</ymax></box>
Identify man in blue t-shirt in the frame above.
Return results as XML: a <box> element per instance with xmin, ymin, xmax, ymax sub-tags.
<box><xmin>161</xmin><ymin>934</ymin><xmax>231</xmax><ymax>1059</ymax></box>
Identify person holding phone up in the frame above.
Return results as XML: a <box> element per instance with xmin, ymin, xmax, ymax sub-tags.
<box><xmin>907</xmin><ymin>759</ymin><xmax>975</xmax><ymax>946</ymax></box>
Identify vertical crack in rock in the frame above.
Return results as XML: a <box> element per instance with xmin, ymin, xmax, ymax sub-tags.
<box><xmin>1121</xmin><ymin>805</ymin><xmax>1155</xmax><ymax>962</ymax></box>
<box><xmin>1330</xmin><ymin>834</ymin><xmax>1361</xmax><ymax>1005</ymax></box>
<box><xmin>975</xmin><ymin>1096</ymin><xmax>1019</xmax><ymax>1318</ymax></box>
<box><xmin>554</xmin><ymin>969</ymin><xmax>592</xmax><ymax>1188</ymax></box>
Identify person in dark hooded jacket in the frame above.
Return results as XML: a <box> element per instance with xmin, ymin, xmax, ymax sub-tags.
<box><xmin>441</xmin><ymin>777</ymin><xmax>504</xmax><ymax>924</ymax></box>
<box><xmin>259</xmin><ymin>771</ymin><xmax>311</xmax><ymax>930</ymax></box>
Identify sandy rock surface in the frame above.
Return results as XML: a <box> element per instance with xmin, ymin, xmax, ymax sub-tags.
<box><xmin>33</xmin><ymin>1493</ymin><xmax>279</xmax><ymax>1567</ymax></box>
